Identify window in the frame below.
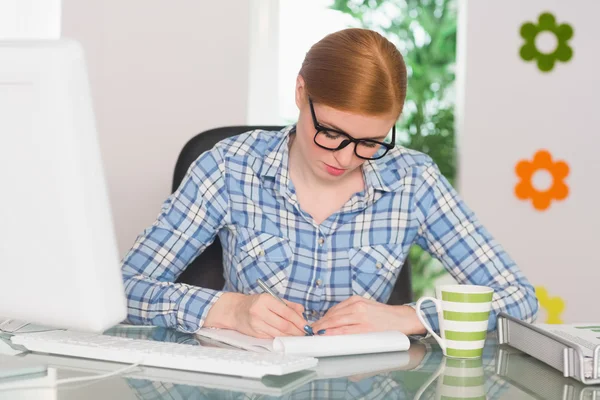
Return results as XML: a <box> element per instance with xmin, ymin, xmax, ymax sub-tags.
<box><xmin>278</xmin><ymin>0</ymin><xmax>355</xmax><ymax>123</ymax></box>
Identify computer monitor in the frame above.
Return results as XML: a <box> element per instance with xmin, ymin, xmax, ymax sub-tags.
<box><xmin>0</xmin><ymin>39</ymin><xmax>127</xmax><ymax>332</ymax></box>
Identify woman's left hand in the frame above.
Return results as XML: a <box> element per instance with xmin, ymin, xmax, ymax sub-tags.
<box><xmin>311</xmin><ymin>296</ymin><xmax>426</xmax><ymax>336</ymax></box>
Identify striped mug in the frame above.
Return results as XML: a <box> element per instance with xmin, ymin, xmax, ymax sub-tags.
<box><xmin>415</xmin><ymin>284</ymin><xmax>493</xmax><ymax>358</ymax></box>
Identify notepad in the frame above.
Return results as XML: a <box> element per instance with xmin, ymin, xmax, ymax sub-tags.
<box><xmin>195</xmin><ymin>328</ymin><xmax>411</xmax><ymax>357</ymax></box>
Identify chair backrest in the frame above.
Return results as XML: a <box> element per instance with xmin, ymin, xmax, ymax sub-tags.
<box><xmin>173</xmin><ymin>126</ymin><xmax>413</xmax><ymax>304</ymax></box>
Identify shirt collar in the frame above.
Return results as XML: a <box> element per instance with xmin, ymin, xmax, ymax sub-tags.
<box><xmin>259</xmin><ymin>125</ymin><xmax>294</xmax><ymax>180</ymax></box>
<box><xmin>362</xmin><ymin>153</ymin><xmax>404</xmax><ymax>193</ymax></box>
<box><xmin>258</xmin><ymin>124</ymin><xmax>403</xmax><ymax>194</ymax></box>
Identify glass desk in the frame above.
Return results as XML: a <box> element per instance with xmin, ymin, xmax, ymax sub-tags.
<box><xmin>1</xmin><ymin>326</ymin><xmax>599</xmax><ymax>399</ymax></box>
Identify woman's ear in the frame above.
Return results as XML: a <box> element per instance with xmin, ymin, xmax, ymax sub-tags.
<box><xmin>295</xmin><ymin>75</ymin><xmax>306</xmax><ymax>109</ymax></box>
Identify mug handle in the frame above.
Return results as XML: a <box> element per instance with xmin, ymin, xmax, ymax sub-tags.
<box><xmin>413</xmin><ymin>358</ymin><xmax>446</xmax><ymax>400</ymax></box>
<box><xmin>415</xmin><ymin>296</ymin><xmax>446</xmax><ymax>353</ymax></box>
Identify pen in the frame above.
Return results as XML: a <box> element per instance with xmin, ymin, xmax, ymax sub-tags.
<box><xmin>256</xmin><ymin>278</ymin><xmax>313</xmax><ymax>336</ymax></box>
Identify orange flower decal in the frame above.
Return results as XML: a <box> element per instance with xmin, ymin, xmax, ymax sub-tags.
<box><xmin>515</xmin><ymin>150</ymin><xmax>569</xmax><ymax>211</ymax></box>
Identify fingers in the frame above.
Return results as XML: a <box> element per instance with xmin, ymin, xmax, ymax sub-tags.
<box><xmin>243</xmin><ymin>294</ymin><xmax>310</xmax><ymax>338</ymax></box>
<box><xmin>314</xmin><ymin>299</ymin><xmax>369</xmax><ymax>330</ymax></box>
<box><xmin>287</xmin><ymin>302</ymin><xmax>311</xmax><ymax>324</ymax></box>
<box><xmin>313</xmin><ymin>308</ymin><xmax>353</xmax><ymax>326</ymax></box>
<box><xmin>247</xmin><ymin>307</ymin><xmax>304</xmax><ymax>338</ymax></box>
<box><xmin>312</xmin><ymin>311</ymin><xmax>357</xmax><ymax>333</ymax></box>
<box><xmin>252</xmin><ymin>321</ymin><xmax>287</xmax><ymax>339</ymax></box>
<box><xmin>323</xmin><ymin>295</ymin><xmax>361</xmax><ymax>315</ymax></box>
<box><xmin>244</xmin><ymin>295</ymin><xmax>305</xmax><ymax>337</ymax></box>
<box><xmin>313</xmin><ymin>297</ymin><xmax>381</xmax><ymax>334</ymax></box>
<box><xmin>324</xmin><ymin>295</ymin><xmax>370</xmax><ymax>316</ymax></box>
<box><xmin>261</xmin><ymin>297</ymin><xmax>307</xmax><ymax>335</ymax></box>
<box><xmin>283</xmin><ymin>299</ymin><xmax>306</xmax><ymax>318</ymax></box>
<box><xmin>318</xmin><ymin>324</ymin><xmax>364</xmax><ymax>336</ymax></box>
<box><xmin>268</xmin><ymin>299</ymin><xmax>308</xmax><ymax>333</ymax></box>
<box><xmin>266</xmin><ymin>312</ymin><xmax>305</xmax><ymax>336</ymax></box>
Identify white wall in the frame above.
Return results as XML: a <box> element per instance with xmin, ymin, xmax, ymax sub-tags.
<box><xmin>0</xmin><ymin>0</ymin><xmax>61</xmax><ymax>39</ymax></box>
<box><xmin>62</xmin><ymin>1</ymin><xmax>251</xmax><ymax>255</ymax></box>
<box><xmin>457</xmin><ymin>0</ymin><xmax>600</xmax><ymax>323</ymax></box>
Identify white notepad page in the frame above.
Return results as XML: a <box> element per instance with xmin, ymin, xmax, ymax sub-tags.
<box><xmin>196</xmin><ymin>328</ymin><xmax>410</xmax><ymax>358</ymax></box>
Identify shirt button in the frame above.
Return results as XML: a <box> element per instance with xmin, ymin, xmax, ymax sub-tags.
<box><xmin>258</xmin><ymin>250</ymin><xmax>265</xmax><ymax>257</ymax></box>
<box><xmin>376</xmin><ymin>262</ymin><xmax>382</xmax><ymax>269</ymax></box>
<box><xmin>316</xmin><ymin>279</ymin><xmax>322</xmax><ymax>287</ymax></box>
<box><xmin>312</xmin><ymin>310</ymin><xmax>319</xmax><ymax>317</ymax></box>
<box><xmin>318</xmin><ymin>237</ymin><xmax>325</xmax><ymax>246</ymax></box>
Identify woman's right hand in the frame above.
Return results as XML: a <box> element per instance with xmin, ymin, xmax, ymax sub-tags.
<box><xmin>205</xmin><ymin>292</ymin><xmax>308</xmax><ymax>338</ymax></box>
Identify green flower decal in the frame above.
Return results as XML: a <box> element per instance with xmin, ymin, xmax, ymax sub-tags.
<box><xmin>520</xmin><ymin>12</ymin><xmax>574</xmax><ymax>72</ymax></box>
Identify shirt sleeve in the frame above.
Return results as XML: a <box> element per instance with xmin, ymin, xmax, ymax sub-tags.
<box><xmin>120</xmin><ymin>146</ymin><xmax>230</xmax><ymax>333</ymax></box>
<box><xmin>410</xmin><ymin>163</ymin><xmax>539</xmax><ymax>333</ymax></box>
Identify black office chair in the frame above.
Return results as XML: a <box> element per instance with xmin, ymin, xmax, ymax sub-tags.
<box><xmin>173</xmin><ymin>126</ymin><xmax>413</xmax><ymax>305</ymax></box>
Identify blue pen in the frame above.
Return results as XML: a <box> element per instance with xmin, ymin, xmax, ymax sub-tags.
<box><xmin>256</xmin><ymin>278</ymin><xmax>313</xmax><ymax>336</ymax></box>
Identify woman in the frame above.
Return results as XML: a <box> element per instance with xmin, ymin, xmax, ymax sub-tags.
<box><xmin>121</xmin><ymin>28</ymin><xmax>538</xmax><ymax>338</ymax></box>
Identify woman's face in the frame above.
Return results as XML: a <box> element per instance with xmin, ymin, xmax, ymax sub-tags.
<box><xmin>293</xmin><ymin>77</ymin><xmax>396</xmax><ymax>183</ymax></box>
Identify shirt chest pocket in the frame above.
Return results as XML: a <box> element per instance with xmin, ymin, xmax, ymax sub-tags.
<box><xmin>235</xmin><ymin>229</ymin><xmax>293</xmax><ymax>295</ymax></box>
<box><xmin>348</xmin><ymin>244</ymin><xmax>405</xmax><ymax>301</ymax></box>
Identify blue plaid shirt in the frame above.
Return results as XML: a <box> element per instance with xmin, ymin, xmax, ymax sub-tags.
<box><xmin>121</xmin><ymin>125</ymin><xmax>538</xmax><ymax>334</ymax></box>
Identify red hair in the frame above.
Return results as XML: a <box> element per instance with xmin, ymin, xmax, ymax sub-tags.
<box><xmin>299</xmin><ymin>28</ymin><xmax>407</xmax><ymax>117</ymax></box>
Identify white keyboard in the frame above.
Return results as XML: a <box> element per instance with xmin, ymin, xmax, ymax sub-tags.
<box><xmin>10</xmin><ymin>330</ymin><xmax>318</xmax><ymax>378</ymax></box>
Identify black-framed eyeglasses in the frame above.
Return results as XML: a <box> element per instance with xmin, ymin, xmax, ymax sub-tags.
<box><xmin>308</xmin><ymin>97</ymin><xmax>395</xmax><ymax>161</ymax></box>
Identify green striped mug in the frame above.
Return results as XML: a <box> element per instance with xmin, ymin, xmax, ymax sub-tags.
<box><xmin>415</xmin><ymin>284</ymin><xmax>493</xmax><ymax>359</ymax></box>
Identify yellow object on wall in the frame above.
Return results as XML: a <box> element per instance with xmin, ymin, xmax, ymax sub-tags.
<box><xmin>535</xmin><ymin>286</ymin><xmax>566</xmax><ymax>324</ymax></box>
